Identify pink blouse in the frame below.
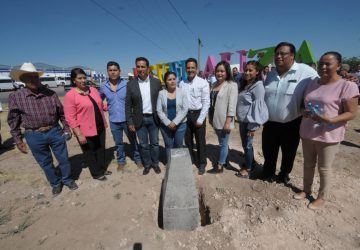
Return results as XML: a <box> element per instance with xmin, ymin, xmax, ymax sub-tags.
<box><xmin>64</xmin><ymin>87</ymin><xmax>108</xmax><ymax>137</ymax></box>
<box><xmin>300</xmin><ymin>79</ymin><xmax>359</xmax><ymax>143</ymax></box>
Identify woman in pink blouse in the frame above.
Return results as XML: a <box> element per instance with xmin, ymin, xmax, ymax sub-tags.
<box><xmin>64</xmin><ymin>68</ymin><xmax>110</xmax><ymax>181</ymax></box>
<box><xmin>294</xmin><ymin>52</ymin><xmax>359</xmax><ymax>209</ymax></box>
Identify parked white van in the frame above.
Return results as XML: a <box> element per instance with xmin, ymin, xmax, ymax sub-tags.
<box><xmin>40</xmin><ymin>76</ymin><xmax>58</xmax><ymax>88</ymax></box>
<box><xmin>55</xmin><ymin>76</ymin><xmax>71</xmax><ymax>86</ymax></box>
<box><xmin>0</xmin><ymin>78</ymin><xmax>14</xmax><ymax>91</ymax></box>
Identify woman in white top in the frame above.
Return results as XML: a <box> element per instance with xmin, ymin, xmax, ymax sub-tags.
<box><xmin>157</xmin><ymin>71</ymin><xmax>188</xmax><ymax>163</ymax></box>
<box><xmin>207</xmin><ymin>61</ymin><xmax>238</xmax><ymax>173</ymax></box>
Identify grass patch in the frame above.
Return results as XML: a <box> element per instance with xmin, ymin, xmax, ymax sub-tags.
<box><xmin>6</xmin><ymin>216</ymin><xmax>33</xmax><ymax>235</ymax></box>
<box><xmin>0</xmin><ymin>208</ymin><xmax>12</xmax><ymax>225</ymax></box>
<box><xmin>114</xmin><ymin>193</ymin><xmax>122</xmax><ymax>200</ymax></box>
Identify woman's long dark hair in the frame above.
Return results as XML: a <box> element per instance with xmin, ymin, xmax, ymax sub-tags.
<box><xmin>239</xmin><ymin>61</ymin><xmax>262</xmax><ymax>92</ymax></box>
<box><xmin>215</xmin><ymin>61</ymin><xmax>234</xmax><ymax>82</ymax></box>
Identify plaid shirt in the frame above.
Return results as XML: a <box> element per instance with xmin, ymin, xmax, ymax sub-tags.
<box><xmin>7</xmin><ymin>87</ymin><xmax>70</xmax><ymax>144</ymax></box>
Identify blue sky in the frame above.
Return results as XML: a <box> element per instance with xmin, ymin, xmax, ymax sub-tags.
<box><xmin>1</xmin><ymin>0</ymin><xmax>359</xmax><ymax>75</ymax></box>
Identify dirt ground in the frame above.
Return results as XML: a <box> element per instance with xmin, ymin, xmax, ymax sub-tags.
<box><xmin>0</xmin><ymin>104</ymin><xmax>359</xmax><ymax>250</ymax></box>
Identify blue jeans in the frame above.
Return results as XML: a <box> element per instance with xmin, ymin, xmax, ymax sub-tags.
<box><xmin>214</xmin><ymin>129</ymin><xmax>230</xmax><ymax>165</ymax></box>
<box><xmin>24</xmin><ymin>126</ymin><xmax>73</xmax><ymax>188</ymax></box>
<box><xmin>160</xmin><ymin>122</ymin><xmax>187</xmax><ymax>163</ymax></box>
<box><xmin>136</xmin><ymin>115</ymin><xmax>159</xmax><ymax>168</ymax></box>
<box><xmin>239</xmin><ymin>122</ymin><xmax>254</xmax><ymax>170</ymax></box>
<box><xmin>110</xmin><ymin>121</ymin><xmax>141</xmax><ymax>164</ymax></box>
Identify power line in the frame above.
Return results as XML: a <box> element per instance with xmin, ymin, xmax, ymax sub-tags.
<box><xmin>151</xmin><ymin>0</ymin><xmax>193</xmax><ymax>53</ymax></box>
<box><xmin>166</xmin><ymin>0</ymin><xmax>197</xmax><ymax>39</ymax></box>
<box><xmin>89</xmin><ymin>0</ymin><xmax>176</xmax><ymax>58</ymax></box>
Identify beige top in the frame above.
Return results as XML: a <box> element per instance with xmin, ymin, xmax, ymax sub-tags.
<box><xmin>212</xmin><ymin>81</ymin><xmax>238</xmax><ymax>129</ymax></box>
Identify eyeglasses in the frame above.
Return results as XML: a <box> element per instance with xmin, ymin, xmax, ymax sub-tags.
<box><xmin>275</xmin><ymin>52</ymin><xmax>291</xmax><ymax>57</ymax></box>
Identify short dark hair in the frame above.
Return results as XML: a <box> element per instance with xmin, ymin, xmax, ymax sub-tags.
<box><xmin>70</xmin><ymin>68</ymin><xmax>86</xmax><ymax>86</ymax></box>
<box><xmin>163</xmin><ymin>71</ymin><xmax>177</xmax><ymax>82</ymax></box>
<box><xmin>215</xmin><ymin>61</ymin><xmax>233</xmax><ymax>82</ymax></box>
<box><xmin>107</xmin><ymin>61</ymin><xmax>120</xmax><ymax>70</ymax></box>
<box><xmin>185</xmin><ymin>58</ymin><xmax>198</xmax><ymax>68</ymax></box>
<box><xmin>135</xmin><ymin>57</ymin><xmax>149</xmax><ymax>67</ymax></box>
<box><xmin>321</xmin><ymin>51</ymin><xmax>342</xmax><ymax>64</ymax></box>
<box><xmin>275</xmin><ymin>42</ymin><xmax>296</xmax><ymax>55</ymax></box>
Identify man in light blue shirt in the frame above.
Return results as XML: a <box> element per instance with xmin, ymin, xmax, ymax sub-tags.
<box><xmin>100</xmin><ymin>61</ymin><xmax>141</xmax><ymax>171</ymax></box>
<box><xmin>262</xmin><ymin>42</ymin><xmax>318</xmax><ymax>184</ymax></box>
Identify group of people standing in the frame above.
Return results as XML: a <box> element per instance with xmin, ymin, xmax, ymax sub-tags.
<box><xmin>7</xmin><ymin>42</ymin><xmax>359</xmax><ymax>211</ymax></box>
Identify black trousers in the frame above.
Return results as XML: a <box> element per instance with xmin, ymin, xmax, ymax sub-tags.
<box><xmin>185</xmin><ymin>111</ymin><xmax>207</xmax><ymax>168</ymax></box>
<box><xmin>262</xmin><ymin>117</ymin><xmax>302</xmax><ymax>178</ymax></box>
<box><xmin>79</xmin><ymin>128</ymin><xmax>106</xmax><ymax>178</ymax></box>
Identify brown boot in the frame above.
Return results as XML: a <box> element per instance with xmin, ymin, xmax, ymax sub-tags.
<box><xmin>117</xmin><ymin>163</ymin><xmax>126</xmax><ymax>172</ymax></box>
<box><xmin>207</xmin><ymin>164</ymin><xmax>223</xmax><ymax>174</ymax></box>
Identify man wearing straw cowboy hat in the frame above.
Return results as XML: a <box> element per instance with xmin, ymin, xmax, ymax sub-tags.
<box><xmin>7</xmin><ymin>62</ymin><xmax>78</xmax><ymax>196</ymax></box>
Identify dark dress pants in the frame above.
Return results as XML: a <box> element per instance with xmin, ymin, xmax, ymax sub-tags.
<box><xmin>185</xmin><ymin>111</ymin><xmax>207</xmax><ymax>168</ymax></box>
<box><xmin>262</xmin><ymin>117</ymin><xmax>302</xmax><ymax>178</ymax></box>
<box><xmin>80</xmin><ymin>128</ymin><xmax>106</xmax><ymax>178</ymax></box>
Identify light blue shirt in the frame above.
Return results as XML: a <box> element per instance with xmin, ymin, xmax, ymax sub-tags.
<box><xmin>264</xmin><ymin>62</ymin><xmax>318</xmax><ymax>123</ymax></box>
<box><xmin>100</xmin><ymin>78</ymin><xmax>127</xmax><ymax>123</ymax></box>
<box><xmin>237</xmin><ymin>81</ymin><xmax>269</xmax><ymax>131</ymax></box>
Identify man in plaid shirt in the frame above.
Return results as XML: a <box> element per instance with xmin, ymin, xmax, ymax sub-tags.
<box><xmin>7</xmin><ymin>62</ymin><xmax>78</xmax><ymax>196</ymax></box>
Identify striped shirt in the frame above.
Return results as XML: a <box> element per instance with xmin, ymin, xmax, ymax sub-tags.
<box><xmin>7</xmin><ymin>87</ymin><xmax>69</xmax><ymax>144</ymax></box>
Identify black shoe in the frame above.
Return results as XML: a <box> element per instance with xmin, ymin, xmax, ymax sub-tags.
<box><xmin>143</xmin><ymin>167</ymin><xmax>151</xmax><ymax>175</ymax></box>
<box><xmin>94</xmin><ymin>175</ymin><xmax>107</xmax><ymax>181</ymax></box>
<box><xmin>198</xmin><ymin>166</ymin><xmax>205</xmax><ymax>175</ymax></box>
<box><xmin>65</xmin><ymin>181</ymin><xmax>78</xmax><ymax>190</ymax></box>
<box><xmin>52</xmin><ymin>185</ymin><xmax>63</xmax><ymax>196</ymax></box>
<box><xmin>104</xmin><ymin>170</ymin><xmax>112</xmax><ymax>175</ymax></box>
<box><xmin>276</xmin><ymin>174</ymin><xmax>290</xmax><ymax>184</ymax></box>
<box><xmin>262</xmin><ymin>174</ymin><xmax>277</xmax><ymax>183</ymax></box>
<box><xmin>153</xmin><ymin>166</ymin><xmax>161</xmax><ymax>174</ymax></box>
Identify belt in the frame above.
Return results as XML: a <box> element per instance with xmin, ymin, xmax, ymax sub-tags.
<box><xmin>25</xmin><ymin>125</ymin><xmax>55</xmax><ymax>132</ymax></box>
<box><xmin>188</xmin><ymin>109</ymin><xmax>201</xmax><ymax>114</ymax></box>
<box><xmin>143</xmin><ymin>113</ymin><xmax>153</xmax><ymax>116</ymax></box>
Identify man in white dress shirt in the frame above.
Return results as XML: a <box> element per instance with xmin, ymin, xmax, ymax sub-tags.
<box><xmin>179</xmin><ymin>58</ymin><xmax>210</xmax><ymax>175</ymax></box>
<box><xmin>262</xmin><ymin>42</ymin><xmax>318</xmax><ymax>184</ymax></box>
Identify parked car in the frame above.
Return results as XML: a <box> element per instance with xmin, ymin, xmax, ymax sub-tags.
<box><xmin>13</xmin><ymin>81</ymin><xmax>25</xmax><ymax>90</ymax></box>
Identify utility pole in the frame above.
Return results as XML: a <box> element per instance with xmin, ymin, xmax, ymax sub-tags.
<box><xmin>198</xmin><ymin>37</ymin><xmax>203</xmax><ymax>71</ymax></box>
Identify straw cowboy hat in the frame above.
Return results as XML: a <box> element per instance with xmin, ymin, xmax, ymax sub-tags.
<box><xmin>10</xmin><ymin>62</ymin><xmax>44</xmax><ymax>81</ymax></box>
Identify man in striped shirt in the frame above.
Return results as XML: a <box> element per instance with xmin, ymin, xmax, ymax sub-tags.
<box><xmin>7</xmin><ymin>62</ymin><xmax>78</xmax><ymax>196</ymax></box>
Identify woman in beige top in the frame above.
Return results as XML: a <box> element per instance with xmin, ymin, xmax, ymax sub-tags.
<box><xmin>208</xmin><ymin>61</ymin><xmax>238</xmax><ymax>173</ymax></box>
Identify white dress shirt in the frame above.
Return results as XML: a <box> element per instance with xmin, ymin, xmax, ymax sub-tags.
<box><xmin>138</xmin><ymin>77</ymin><xmax>152</xmax><ymax>114</ymax></box>
<box><xmin>179</xmin><ymin>75</ymin><xmax>210</xmax><ymax>124</ymax></box>
<box><xmin>264</xmin><ymin>62</ymin><xmax>318</xmax><ymax>123</ymax></box>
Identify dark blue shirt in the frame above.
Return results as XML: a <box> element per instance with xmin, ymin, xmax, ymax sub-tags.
<box><xmin>167</xmin><ymin>98</ymin><xmax>176</xmax><ymax>121</ymax></box>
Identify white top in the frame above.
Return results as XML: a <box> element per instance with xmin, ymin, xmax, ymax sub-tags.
<box><xmin>179</xmin><ymin>75</ymin><xmax>210</xmax><ymax>124</ymax></box>
<box><xmin>264</xmin><ymin>62</ymin><xmax>318</xmax><ymax>123</ymax></box>
<box><xmin>138</xmin><ymin>76</ymin><xmax>152</xmax><ymax>114</ymax></box>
